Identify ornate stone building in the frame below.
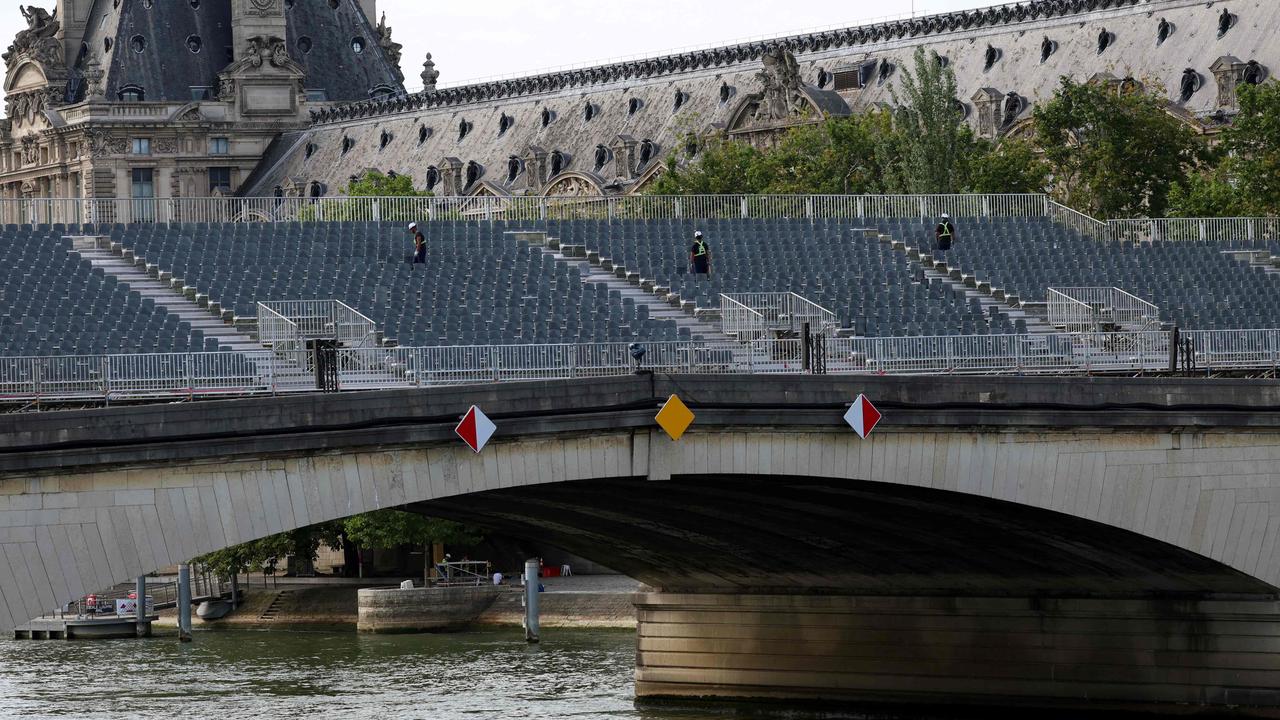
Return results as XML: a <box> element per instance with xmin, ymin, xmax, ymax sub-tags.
<box><xmin>247</xmin><ymin>0</ymin><xmax>1276</xmax><ymax>201</ymax></box>
<box><xmin>0</xmin><ymin>0</ymin><xmax>402</xmax><ymax>213</ymax></box>
<box><xmin>2</xmin><ymin>0</ymin><xmax>1277</xmax><ymax>206</ymax></box>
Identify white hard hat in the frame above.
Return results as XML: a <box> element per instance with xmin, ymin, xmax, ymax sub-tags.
<box><xmin>408</xmin><ymin>222</ymin><xmax>417</xmax><ymax>230</ymax></box>
<box><xmin>940</xmin><ymin>213</ymin><xmax>950</xmax><ymax>219</ymax></box>
<box><xmin>694</xmin><ymin>231</ymin><xmax>703</xmax><ymax>238</ymax></box>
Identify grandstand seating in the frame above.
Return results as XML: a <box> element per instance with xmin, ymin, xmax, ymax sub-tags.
<box><xmin>110</xmin><ymin>221</ymin><xmax>683</xmax><ymax>347</ymax></box>
<box><xmin>0</xmin><ymin>227</ymin><xmax>216</xmax><ymax>356</ymax></box>
<box><xmin>550</xmin><ymin>218</ymin><xmax>1019</xmax><ymax>337</ymax></box>
<box><xmin>893</xmin><ymin>217</ymin><xmax>1280</xmax><ymax>331</ymax></box>
<box><xmin>7</xmin><ymin>213</ymin><xmax>1280</xmax><ymax>360</ymax></box>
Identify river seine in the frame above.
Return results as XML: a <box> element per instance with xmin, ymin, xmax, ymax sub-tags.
<box><xmin>0</xmin><ymin>627</ymin><xmax>1157</xmax><ymax>719</ymax></box>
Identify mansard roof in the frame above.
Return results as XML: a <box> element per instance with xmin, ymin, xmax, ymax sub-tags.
<box><xmin>311</xmin><ymin>0</ymin><xmax>1144</xmax><ymax>125</ymax></box>
<box><xmin>73</xmin><ymin>0</ymin><xmax>404</xmax><ymax>103</ymax></box>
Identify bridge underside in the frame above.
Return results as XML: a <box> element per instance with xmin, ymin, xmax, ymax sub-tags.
<box><xmin>416</xmin><ymin>477</ymin><xmax>1280</xmax><ymax>715</ymax></box>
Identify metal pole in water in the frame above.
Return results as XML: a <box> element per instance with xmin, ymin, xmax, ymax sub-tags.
<box><xmin>177</xmin><ymin>564</ymin><xmax>193</xmax><ymax>643</ymax></box>
<box><xmin>523</xmin><ymin>558</ymin><xmax>540</xmax><ymax>643</ymax></box>
<box><xmin>135</xmin><ymin>575</ymin><xmax>147</xmax><ymax>638</ymax></box>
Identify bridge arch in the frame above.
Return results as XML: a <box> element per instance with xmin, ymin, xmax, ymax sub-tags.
<box><xmin>3</xmin><ymin>373</ymin><xmax>1280</xmax><ymax>631</ymax></box>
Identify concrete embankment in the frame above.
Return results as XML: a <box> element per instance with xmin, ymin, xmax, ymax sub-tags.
<box><xmin>359</xmin><ymin>585</ymin><xmax>504</xmax><ymax>633</ymax></box>
<box><xmin>155</xmin><ymin>576</ymin><xmax>640</xmax><ymax>631</ymax></box>
<box><xmin>475</xmin><ymin>575</ymin><xmax>639</xmax><ymax>629</ymax></box>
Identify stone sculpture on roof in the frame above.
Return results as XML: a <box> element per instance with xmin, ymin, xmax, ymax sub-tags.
<box><xmin>753</xmin><ymin>46</ymin><xmax>806</xmax><ymax>124</ymax></box>
<box><xmin>378</xmin><ymin>12</ymin><xmax>404</xmax><ymax>81</ymax></box>
<box><xmin>4</xmin><ymin>5</ymin><xmax>58</xmax><ymax>63</ymax></box>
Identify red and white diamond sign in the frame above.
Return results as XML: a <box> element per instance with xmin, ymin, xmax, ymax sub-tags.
<box><xmin>843</xmin><ymin>394</ymin><xmax>882</xmax><ymax>439</ymax></box>
<box><xmin>455</xmin><ymin>405</ymin><xmax>497</xmax><ymax>454</ymax></box>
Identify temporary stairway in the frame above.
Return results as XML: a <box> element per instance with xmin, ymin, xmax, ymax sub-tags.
<box><xmin>882</xmin><ymin>229</ymin><xmax>1056</xmax><ymax>335</ymax></box>
<box><xmin>522</xmin><ymin>232</ymin><xmax>725</xmax><ymax>343</ymax></box>
<box><xmin>70</xmin><ymin>236</ymin><xmax>262</xmax><ymax>352</ymax></box>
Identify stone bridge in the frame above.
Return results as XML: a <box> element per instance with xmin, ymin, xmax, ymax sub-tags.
<box><xmin>4</xmin><ymin>374</ymin><xmax>1280</xmax><ymax>715</ymax></box>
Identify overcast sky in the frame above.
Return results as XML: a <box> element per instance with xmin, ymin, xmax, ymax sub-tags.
<box><xmin>0</xmin><ymin>0</ymin><xmax>1007</xmax><ymax>108</ymax></box>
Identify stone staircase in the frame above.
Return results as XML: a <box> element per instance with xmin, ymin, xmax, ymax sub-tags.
<box><xmin>257</xmin><ymin>590</ymin><xmax>293</xmax><ymax>622</ymax></box>
<box><xmin>70</xmin><ymin>236</ymin><xmax>262</xmax><ymax>352</ymax></box>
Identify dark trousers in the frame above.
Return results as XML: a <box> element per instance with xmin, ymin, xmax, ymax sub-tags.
<box><xmin>413</xmin><ymin>247</ymin><xmax>426</xmax><ymax>264</ymax></box>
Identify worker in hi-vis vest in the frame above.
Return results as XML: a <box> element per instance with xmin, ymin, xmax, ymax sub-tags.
<box><xmin>935</xmin><ymin>214</ymin><xmax>956</xmax><ymax>261</ymax></box>
<box><xmin>690</xmin><ymin>230</ymin><xmax>711</xmax><ymax>277</ymax></box>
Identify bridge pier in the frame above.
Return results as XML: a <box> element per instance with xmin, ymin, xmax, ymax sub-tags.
<box><xmin>635</xmin><ymin>593</ymin><xmax>1280</xmax><ymax>716</ymax></box>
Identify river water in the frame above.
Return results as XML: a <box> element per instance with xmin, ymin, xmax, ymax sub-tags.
<box><xmin>0</xmin><ymin>627</ymin><xmax>1153</xmax><ymax>720</ymax></box>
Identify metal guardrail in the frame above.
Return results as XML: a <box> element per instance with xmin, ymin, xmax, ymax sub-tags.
<box><xmin>720</xmin><ymin>294</ymin><xmax>767</xmax><ymax>339</ymax></box>
<box><xmin>1047</xmin><ymin>201</ymin><xmax>1110</xmax><ymax>242</ymax></box>
<box><xmin>720</xmin><ymin>292</ymin><xmax>839</xmax><ymax>337</ymax></box>
<box><xmin>258</xmin><ymin>300</ymin><xmax>377</xmax><ymax>348</ymax></box>
<box><xmin>3</xmin><ymin>330</ymin><xmax>1279</xmax><ymax>406</ymax></box>
<box><xmin>1109</xmin><ymin>217</ymin><xmax>1280</xmax><ymax>245</ymax></box>
<box><xmin>1047</xmin><ymin>287</ymin><xmax>1161</xmax><ymax>333</ymax></box>
<box><xmin>0</xmin><ymin>194</ymin><xmax>1050</xmax><ymax>226</ymax></box>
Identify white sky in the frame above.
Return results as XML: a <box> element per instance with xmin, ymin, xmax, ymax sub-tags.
<box><xmin>0</xmin><ymin>0</ymin><xmax>1007</xmax><ymax>110</ymax></box>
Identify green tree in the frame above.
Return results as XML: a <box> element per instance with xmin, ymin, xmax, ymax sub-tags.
<box><xmin>196</xmin><ymin>522</ymin><xmax>343</xmax><ymax>579</ymax></box>
<box><xmin>647</xmin><ymin>135</ymin><xmax>769</xmax><ymax>196</ymax></box>
<box><xmin>342</xmin><ymin>510</ymin><xmax>480</xmax><ymax>550</ymax></box>
<box><xmin>1171</xmin><ymin>80</ymin><xmax>1280</xmax><ymax>217</ymax></box>
<box><xmin>759</xmin><ymin>113</ymin><xmax>894</xmax><ymax>195</ymax></box>
<box><xmin>967</xmin><ymin>138</ymin><xmax>1051</xmax><ymax>195</ymax></box>
<box><xmin>1034</xmin><ymin>78</ymin><xmax>1202</xmax><ymax>218</ymax></box>
<box><xmin>343</xmin><ymin>170</ymin><xmax>431</xmax><ymax>198</ymax></box>
<box><xmin>887</xmin><ymin>47</ymin><xmax>972</xmax><ymax>194</ymax></box>
<box><xmin>301</xmin><ymin>170</ymin><xmax>432</xmax><ymax>221</ymax></box>
<box><xmin>1225</xmin><ymin>81</ymin><xmax>1280</xmax><ymax>215</ymax></box>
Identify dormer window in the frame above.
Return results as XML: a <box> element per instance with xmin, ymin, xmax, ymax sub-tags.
<box><xmin>118</xmin><ymin>85</ymin><xmax>144</xmax><ymax>102</ymax></box>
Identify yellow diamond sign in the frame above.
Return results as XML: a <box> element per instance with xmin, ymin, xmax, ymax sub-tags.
<box><xmin>655</xmin><ymin>394</ymin><xmax>695</xmax><ymax>441</ymax></box>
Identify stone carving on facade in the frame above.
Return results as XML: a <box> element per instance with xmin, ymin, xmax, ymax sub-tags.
<box><xmin>377</xmin><ymin>12</ymin><xmax>404</xmax><ymax>81</ymax></box>
<box><xmin>247</xmin><ymin>0</ymin><xmax>282</xmax><ymax>17</ymax></box>
<box><xmin>6</xmin><ymin>90</ymin><xmax>51</xmax><ymax>125</ymax></box>
<box><xmin>421</xmin><ymin>53</ymin><xmax>439</xmax><ymax>90</ymax></box>
<box><xmin>544</xmin><ymin>174</ymin><xmax>600</xmax><ymax>198</ymax></box>
<box><xmin>19</xmin><ymin>133</ymin><xmax>38</xmax><ymax>166</ymax></box>
<box><xmin>216</xmin><ymin>34</ymin><xmax>306</xmax><ymax>111</ymax></box>
<box><xmin>83</xmin><ymin>56</ymin><xmax>106</xmax><ymax>100</ymax></box>
<box><xmin>971</xmin><ymin>87</ymin><xmax>1004</xmax><ymax>139</ymax></box>
<box><xmin>752</xmin><ymin>47</ymin><xmax>806</xmax><ymax>125</ymax></box>
<box><xmin>85</xmin><ymin>131</ymin><xmax>130</xmax><ymax>158</ymax></box>
<box><xmin>4</xmin><ymin>5</ymin><xmax>59</xmax><ymax>67</ymax></box>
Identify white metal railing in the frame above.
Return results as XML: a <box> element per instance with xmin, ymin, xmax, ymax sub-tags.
<box><xmin>2</xmin><ymin>330</ymin><xmax>1279</xmax><ymax>405</ymax></box>
<box><xmin>720</xmin><ymin>292</ymin><xmax>838</xmax><ymax>336</ymax></box>
<box><xmin>1047</xmin><ymin>201</ymin><xmax>1109</xmax><ymax>242</ymax></box>
<box><xmin>256</xmin><ymin>302</ymin><xmax>305</xmax><ymax>369</ymax></box>
<box><xmin>720</xmin><ymin>294</ymin><xmax>766</xmax><ymax>339</ymax></box>
<box><xmin>1046</xmin><ymin>288</ymin><xmax>1161</xmax><ymax>332</ymax></box>
<box><xmin>1047</xmin><ymin>289</ymin><xmax>1098</xmax><ymax>333</ymax></box>
<box><xmin>0</xmin><ymin>194</ymin><xmax>1050</xmax><ymax>226</ymax></box>
<box><xmin>0</xmin><ymin>351</ymin><xmax>276</xmax><ymax>403</ymax></box>
<box><xmin>257</xmin><ymin>300</ymin><xmax>377</xmax><ymax>348</ymax></box>
<box><xmin>1109</xmin><ymin>217</ymin><xmax>1280</xmax><ymax>246</ymax></box>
